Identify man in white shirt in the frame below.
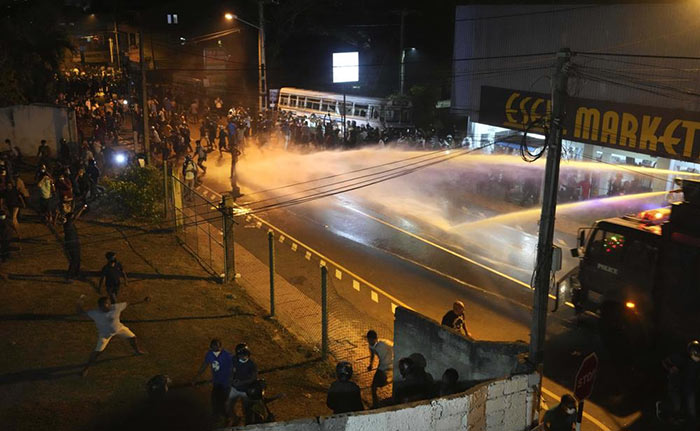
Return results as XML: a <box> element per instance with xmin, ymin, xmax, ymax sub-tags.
<box><xmin>77</xmin><ymin>295</ymin><xmax>150</xmax><ymax>376</ymax></box>
<box><xmin>366</xmin><ymin>329</ymin><xmax>393</xmax><ymax>408</ymax></box>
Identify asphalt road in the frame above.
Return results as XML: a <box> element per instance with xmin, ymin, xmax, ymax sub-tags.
<box><xmin>192</xmin><ymin>150</ymin><xmax>668</xmax><ymax>431</ymax></box>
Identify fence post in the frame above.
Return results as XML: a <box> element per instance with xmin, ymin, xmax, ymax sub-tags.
<box><xmin>321</xmin><ymin>264</ymin><xmax>328</xmax><ymax>359</ymax></box>
<box><xmin>268</xmin><ymin>230</ymin><xmax>275</xmax><ymax>317</ymax></box>
<box><xmin>222</xmin><ymin>195</ymin><xmax>235</xmax><ymax>283</ymax></box>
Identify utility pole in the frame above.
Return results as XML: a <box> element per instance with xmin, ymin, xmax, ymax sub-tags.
<box><xmin>113</xmin><ymin>18</ymin><xmax>121</xmax><ymax>69</ymax></box>
<box><xmin>258</xmin><ymin>0</ymin><xmax>268</xmax><ymax>113</ymax></box>
<box><xmin>139</xmin><ymin>26</ymin><xmax>151</xmax><ymax>164</ymax></box>
<box><xmin>222</xmin><ymin>195</ymin><xmax>236</xmax><ymax>282</ymax></box>
<box><xmin>529</xmin><ymin>47</ymin><xmax>571</xmax><ymax>411</ymax></box>
<box><xmin>399</xmin><ymin>9</ymin><xmax>406</xmax><ymax>95</ymax></box>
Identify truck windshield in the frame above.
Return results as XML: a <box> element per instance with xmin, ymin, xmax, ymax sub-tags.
<box><xmin>588</xmin><ymin>229</ymin><xmax>626</xmax><ymax>266</ymax></box>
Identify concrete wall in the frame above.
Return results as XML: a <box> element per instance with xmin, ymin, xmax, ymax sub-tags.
<box><xmin>222</xmin><ymin>373</ymin><xmax>538</xmax><ymax>431</ymax></box>
<box><xmin>221</xmin><ymin>307</ymin><xmax>538</xmax><ymax>431</ymax></box>
<box><xmin>392</xmin><ymin>307</ymin><xmax>530</xmax><ymax>386</ymax></box>
<box><xmin>0</xmin><ymin>104</ymin><xmax>78</xmax><ymax>156</ymax></box>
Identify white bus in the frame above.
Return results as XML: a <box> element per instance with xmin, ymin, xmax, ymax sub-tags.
<box><xmin>275</xmin><ymin>87</ymin><xmax>412</xmax><ymax>129</ymax></box>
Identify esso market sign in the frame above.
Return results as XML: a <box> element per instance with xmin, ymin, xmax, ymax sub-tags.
<box><xmin>574</xmin><ymin>353</ymin><xmax>599</xmax><ymax>401</ymax></box>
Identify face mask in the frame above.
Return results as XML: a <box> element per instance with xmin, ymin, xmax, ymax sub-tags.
<box><xmin>238</xmin><ymin>357</ymin><xmax>249</xmax><ymax>363</ymax></box>
<box><xmin>565</xmin><ymin>407</ymin><xmax>576</xmax><ymax>415</ymax></box>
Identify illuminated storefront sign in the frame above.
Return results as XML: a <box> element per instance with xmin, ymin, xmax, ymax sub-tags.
<box><xmin>479</xmin><ymin>86</ymin><xmax>700</xmax><ymax>162</ymax></box>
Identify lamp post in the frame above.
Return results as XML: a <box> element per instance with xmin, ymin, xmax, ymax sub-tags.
<box><xmin>225</xmin><ymin>4</ymin><xmax>267</xmax><ymax>113</ymax></box>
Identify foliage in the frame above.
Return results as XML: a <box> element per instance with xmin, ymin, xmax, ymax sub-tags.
<box><xmin>0</xmin><ymin>0</ymin><xmax>73</xmax><ymax>106</ymax></box>
<box><xmin>103</xmin><ymin>165</ymin><xmax>163</xmax><ymax>220</ymax></box>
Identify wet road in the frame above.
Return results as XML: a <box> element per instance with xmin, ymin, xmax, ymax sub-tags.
<box><xmin>194</xmin><ymin>151</ymin><xmax>667</xmax><ymax>430</ymax></box>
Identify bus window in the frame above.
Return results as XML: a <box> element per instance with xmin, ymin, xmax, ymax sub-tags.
<box><xmin>385</xmin><ymin>109</ymin><xmax>399</xmax><ymax>122</ymax></box>
<box><xmin>279</xmin><ymin>94</ymin><xmax>289</xmax><ymax>107</ymax></box>
<box><xmin>289</xmin><ymin>95</ymin><xmax>298</xmax><ymax>107</ymax></box>
<box><xmin>370</xmin><ymin>106</ymin><xmax>380</xmax><ymax>119</ymax></box>
<box><xmin>401</xmin><ymin>109</ymin><xmax>411</xmax><ymax>123</ymax></box>
<box><xmin>355</xmin><ymin>104</ymin><xmax>369</xmax><ymax>118</ymax></box>
<box><xmin>306</xmin><ymin>98</ymin><xmax>321</xmax><ymax>110</ymax></box>
<box><xmin>322</xmin><ymin>99</ymin><xmax>336</xmax><ymax>112</ymax></box>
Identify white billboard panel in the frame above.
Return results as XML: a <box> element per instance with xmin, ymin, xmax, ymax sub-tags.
<box><xmin>332</xmin><ymin>52</ymin><xmax>359</xmax><ymax>83</ymax></box>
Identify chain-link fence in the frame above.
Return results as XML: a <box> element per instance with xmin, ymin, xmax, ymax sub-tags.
<box><xmin>171</xmin><ymin>175</ymin><xmax>226</xmax><ymax>278</ymax></box>
<box><xmin>170</xmin><ymin>179</ymin><xmax>403</xmax><ymax>402</ymax></box>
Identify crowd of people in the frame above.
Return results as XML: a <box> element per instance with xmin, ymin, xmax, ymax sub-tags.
<box><xmin>3</xmin><ymin>65</ymin><xmax>696</xmax><ymax>430</ymax></box>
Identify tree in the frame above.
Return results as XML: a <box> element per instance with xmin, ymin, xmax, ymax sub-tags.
<box><xmin>0</xmin><ymin>0</ymin><xmax>73</xmax><ymax>106</ymax></box>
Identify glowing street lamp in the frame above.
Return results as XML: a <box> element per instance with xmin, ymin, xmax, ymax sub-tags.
<box><xmin>224</xmin><ymin>12</ymin><xmax>234</xmax><ymax>21</ymax></box>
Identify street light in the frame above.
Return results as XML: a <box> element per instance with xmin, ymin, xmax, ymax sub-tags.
<box><xmin>223</xmin><ymin>8</ymin><xmax>267</xmax><ymax>113</ymax></box>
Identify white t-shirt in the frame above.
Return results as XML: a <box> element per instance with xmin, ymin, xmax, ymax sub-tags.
<box><xmin>87</xmin><ymin>303</ymin><xmax>127</xmax><ymax>337</ymax></box>
<box><xmin>371</xmin><ymin>339</ymin><xmax>394</xmax><ymax>371</ymax></box>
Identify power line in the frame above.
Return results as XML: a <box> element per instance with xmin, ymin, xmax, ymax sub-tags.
<box><xmin>576</xmin><ymin>51</ymin><xmax>700</xmax><ymax>62</ymax></box>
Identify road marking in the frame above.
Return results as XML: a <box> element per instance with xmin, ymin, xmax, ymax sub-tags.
<box><xmin>335</xmin><ymin>269</ymin><xmax>342</xmax><ymax>280</ymax></box>
<box><xmin>541</xmin><ymin>386</ymin><xmax>611</xmax><ymax>431</ymax></box>
<box><xmin>291</xmin><ymin>243</ymin><xmax>298</xmax><ymax>251</ymax></box>
<box><xmin>256</xmin><ymin>221</ymin><xmax>262</xmax><ymax>228</ymax></box>
<box><xmin>305</xmin><ymin>251</ymin><xmax>312</xmax><ymax>260</ymax></box>
<box><xmin>199</xmin><ymin>184</ymin><xmax>413</xmax><ymax>311</ymax></box>
<box><xmin>278</xmin><ymin>235</ymin><xmax>285</xmax><ymax>243</ymax></box>
<box><xmin>345</xmin><ymin>206</ymin><xmax>588</xmax><ymax>313</ymax></box>
<box><xmin>346</xmin><ymin>206</ymin><xmax>532</xmax><ymax>289</ymax></box>
<box><xmin>391</xmin><ymin>303</ymin><xmax>398</xmax><ymax>314</ymax></box>
<box><xmin>371</xmin><ymin>291</ymin><xmax>379</xmax><ymax>303</ymax></box>
<box><xmin>353</xmin><ymin>280</ymin><xmax>361</xmax><ymax>291</ymax></box>
<box><xmin>320</xmin><ymin>259</ymin><xmax>326</xmax><ymax>267</ymax></box>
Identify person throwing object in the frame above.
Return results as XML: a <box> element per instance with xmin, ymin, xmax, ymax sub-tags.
<box><xmin>78</xmin><ymin>295</ymin><xmax>149</xmax><ymax>377</ymax></box>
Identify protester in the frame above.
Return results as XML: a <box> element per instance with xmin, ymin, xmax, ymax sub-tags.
<box><xmin>195</xmin><ymin>140</ymin><xmax>207</xmax><ymax>175</ymax></box>
<box><xmin>182</xmin><ymin>155</ymin><xmax>197</xmax><ymax>200</ymax></box>
<box><xmin>99</xmin><ymin>251</ymin><xmax>128</xmax><ymax>302</ymax></box>
<box><xmin>63</xmin><ymin>206</ymin><xmax>86</xmax><ymax>280</ymax></box>
<box><xmin>37</xmin><ymin>171</ymin><xmax>56</xmax><ymax>225</ymax></box>
<box><xmin>441</xmin><ymin>300</ymin><xmax>472</xmax><ymax>337</ymax></box>
<box><xmin>393</xmin><ymin>354</ymin><xmax>434</xmax><ymax>403</ymax></box>
<box><xmin>327</xmin><ymin>361</ymin><xmax>364</xmax><ymax>415</ymax></box>
<box><xmin>228</xmin><ymin>343</ymin><xmax>258</xmax><ymax>425</ymax></box>
<box><xmin>192</xmin><ymin>338</ymin><xmax>234</xmax><ymax>423</ymax></box>
<box><xmin>366</xmin><ymin>329</ymin><xmax>393</xmax><ymax>408</ymax></box>
<box><xmin>3</xmin><ymin>179</ymin><xmax>26</xmax><ymax>243</ymax></box>
<box><xmin>438</xmin><ymin>368</ymin><xmax>460</xmax><ymax>396</ymax></box>
<box><xmin>542</xmin><ymin>393</ymin><xmax>577</xmax><ymax>431</ymax></box>
<box><xmin>77</xmin><ymin>295</ymin><xmax>149</xmax><ymax>377</ymax></box>
<box><xmin>244</xmin><ymin>379</ymin><xmax>282</xmax><ymax>425</ymax></box>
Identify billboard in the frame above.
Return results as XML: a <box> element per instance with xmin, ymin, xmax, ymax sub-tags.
<box><xmin>332</xmin><ymin>52</ymin><xmax>359</xmax><ymax>83</ymax></box>
<box><xmin>479</xmin><ymin>86</ymin><xmax>700</xmax><ymax>163</ymax></box>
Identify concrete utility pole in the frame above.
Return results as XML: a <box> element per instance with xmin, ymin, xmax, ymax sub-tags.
<box><xmin>139</xmin><ymin>26</ymin><xmax>150</xmax><ymax>164</ymax></box>
<box><xmin>222</xmin><ymin>194</ymin><xmax>236</xmax><ymax>282</ymax></box>
<box><xmin>113</xmin><ymin>18</ymin><xmax>121</xmax><ymax>69</ymax></box>
<box><xmin>258</xmin><ymin>0</ymin><xmax>268</xmax><ymax>113</ymax></box>
<box><xmin>530</xmin><ymin>48</ymin><xmax>571</xmax><ymax>369</ymax></box>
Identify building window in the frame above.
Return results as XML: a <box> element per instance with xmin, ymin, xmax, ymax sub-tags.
<box><xmin>167</xmin><ymin>14</ymin><xmax>178</xmax><ymax>24</ymax></box>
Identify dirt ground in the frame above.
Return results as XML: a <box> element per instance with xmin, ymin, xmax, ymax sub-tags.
<box><xmin>0</xmin><ymin>208</ymin><xmax>335</xmax><ymax>431</ymax></box>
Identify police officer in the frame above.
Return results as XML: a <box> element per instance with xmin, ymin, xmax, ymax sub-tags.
<box><xmin>326</xmin><ymin>361</ymin><xmax>364</xmax><ymax>415</ymax></box>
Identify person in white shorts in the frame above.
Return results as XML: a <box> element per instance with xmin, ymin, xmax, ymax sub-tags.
<box><xmin>77</xmin><ymin>295</ymin><xmax>150</xmax><ymax>376</ymax></box>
